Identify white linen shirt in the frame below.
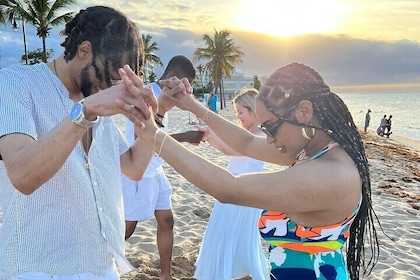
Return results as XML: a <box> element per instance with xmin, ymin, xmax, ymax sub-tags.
<box><xmin>0</xmin><ymin>64</ymin><xmax>131</xmax><ymax>278</ymax></box>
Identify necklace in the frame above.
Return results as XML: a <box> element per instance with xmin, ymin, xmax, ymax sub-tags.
<box><xmin>53</xmin><ymin>59</ymin><xmax>60</xmax><ymax>80</ymax></box>
<box><xmin>81</xmin><ymin>128</ymin><xmax>92</xmax><ymax>170</ymax></box>
<box><xmin>291</xmin><ymin>141</ymin><xmax>339</xmax><ymax>167</ymax></box>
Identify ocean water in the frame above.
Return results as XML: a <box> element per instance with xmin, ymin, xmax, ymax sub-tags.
<box><xmin>336</xmin><ymin>92</ymin><xmax>420</xmax><ymax>141</ymax></box>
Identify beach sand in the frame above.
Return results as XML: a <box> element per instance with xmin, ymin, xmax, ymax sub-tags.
<box><xmin>1</xmin><ymin>102</ymin><xmax>417</xmax><ymax>279</ymax></box>
<box><xmin>115</xmin><ymin>102</ymin><xmax>420</xmax><ymax>280</ymax></box>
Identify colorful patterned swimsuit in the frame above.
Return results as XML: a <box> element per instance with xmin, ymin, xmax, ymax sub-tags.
<box><xmin>258</xmin><ymin>142</ymin><xmax>361</xmax><ymax>280</ymax></box>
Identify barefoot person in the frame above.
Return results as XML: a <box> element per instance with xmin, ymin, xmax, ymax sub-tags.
<box><xmin>123</xmin><ymin>62</ymin><xmax>380</xmax><ymax>280</ymax></box>
<box><xmin>364</xmin><ymin>109</ymin><xmax>371</xmax><ymax>133</ymax></box>
<box><xmin>121</xmin><ymin>55</ymin><xmax>197</xmax><ymax>280</ymax></box>
<box><xmin>194</xmin><ymin>88</ymin><xmax>269</xmax><ymax>280</ymax></box>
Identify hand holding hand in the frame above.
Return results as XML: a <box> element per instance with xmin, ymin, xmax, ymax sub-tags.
<box><xmin>182</xmin><ymin>130</ymin><xmax>205</xmax><ymax>146</ymax></box>
<box><xmin>193</xmin><ymin>125</ymin><xmax>211</xmax><ymax>141</ymax></box>
<box><xmin>158</xmin><ymin>78</ymin><xmax>198</xmax><ymax>111</ymax></box>
<box><xmin>82</xmin><ymin>65</ymin><xmax>157</xmax><ymax>128</ymax></box>
<box><xmin>159</xmin><ymin>76</ymin><xmax>193</xmax><ymax>95</ymax></box>
<box><xmin>116</xmin><ymin>65</ymin><xmax>159</xmax><ymax>127</ymax></box>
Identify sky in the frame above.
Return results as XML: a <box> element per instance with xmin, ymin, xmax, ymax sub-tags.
<box><xmin>1</xmin><ymin>0</ymin><xmax>420</xmax><ymax>93</ymax></box>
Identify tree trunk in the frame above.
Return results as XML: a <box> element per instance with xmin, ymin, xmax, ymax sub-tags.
<box><xmin>42</xmin><ymin>36</ymin><xmax>47</xmax><ymax>62</ymax></box>
<box><xmin>221</xmin><ymin>79</ymin><xmax>226</xmax><ymax>108</ymax></box>
<box><xmin>217</xmin><ymin>81</ymin><xmax>223</xmax><ymax>110</ymax></box>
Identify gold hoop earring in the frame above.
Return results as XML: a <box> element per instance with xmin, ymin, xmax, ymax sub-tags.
<box><xmin>302</xmin><ymin>127</ymin><xmax>316</xmax><ymax>140</ymax></box>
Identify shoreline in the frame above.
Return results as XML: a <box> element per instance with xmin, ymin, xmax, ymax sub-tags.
<box><xmin>365</xmin><ymin>130</ymin><xmax>420</xmax><ymax>152</ymax></box>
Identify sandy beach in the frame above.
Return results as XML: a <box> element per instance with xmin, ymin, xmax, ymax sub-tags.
<box><xmin>0</xmin><ymin>101</ymin><xmax>418</xmax><ymax>279</ymax></box>
<box><xmin>116</xmin><ymin>102</ymin><xmax>420</xmax><ymax>280</ymax></box>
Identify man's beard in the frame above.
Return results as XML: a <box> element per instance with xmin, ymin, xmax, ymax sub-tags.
<box><xmin>80</xmin><ymin>65</ymin><xmax>92</xmax><ymax>98</ymax></box>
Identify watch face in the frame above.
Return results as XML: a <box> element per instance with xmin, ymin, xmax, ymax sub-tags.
<box><xmin>70</xmin><ymin>102</ymin><xmax>83</xmax><ymax>121</ymax></box>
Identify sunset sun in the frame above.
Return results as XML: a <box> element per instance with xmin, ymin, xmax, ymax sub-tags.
<box><xmin>234</xmin><ymin>0</ymin><xmax>349</xmax><ymax>37</ymax></box>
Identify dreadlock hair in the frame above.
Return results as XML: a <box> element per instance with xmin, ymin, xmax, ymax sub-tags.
<box><xmin>161</xmin><ymin>55</ymin><xmax>196</xmax><ymax>80</ymax></box>
<box><xmin>60</xmin><ymin>6</ymin><xmax>143</xmax><ymax>87</ymax></box>
<box><xmin>257</xmin><ymin>62</ymin><xmax>380</xmax><ymax>280</ymax></box>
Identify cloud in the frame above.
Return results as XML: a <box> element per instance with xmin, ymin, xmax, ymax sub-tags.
<box><xmin>228</xmin><ymin>32</ymin><xmax>420</xmax><ymax>87</ymax></box>
<box><xmin>150</xmin><ymin>29</ymin><xmax>420</xmax><ymax>89</ymax></box>
<box><xmin>2</xmin><ymin>23</ymin><xmax>420</xmax><ymax>92</ymax></box>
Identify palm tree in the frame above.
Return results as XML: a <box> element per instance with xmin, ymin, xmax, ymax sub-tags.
<box><xmin>0</xmin><ymin>0</ymin><xmax>76</xmax><ymax>62</ymax></box>
<box><xmin>0</xmin><ymin>8</ymin><xmax>5</xmax><ymax>23</ymax></box>
<box><xmin>148</xmin><ymin>71</ymin><xmax>157</xmax><ymax>83</ymax></box>
<box><xmin>142</xmin><ymin>33</ymin><xmax>163</xmax><ymax>83</ymax></box>
<box><xmin>194</xmin><ymin>29</ymin><xmax>244</xmax><ymax>110</ymax></box>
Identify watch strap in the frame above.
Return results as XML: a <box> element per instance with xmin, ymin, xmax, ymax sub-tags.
<box><xmin>72</xmin><ymin>99</ymin><xmax>98</xmax><ymax>129</ymax></box>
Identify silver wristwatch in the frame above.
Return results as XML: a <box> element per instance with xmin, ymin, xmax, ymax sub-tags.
<box><xmin>70</xmin><ymin>99</ymin><xmax>98</xmax><ymax>129</ymax></box>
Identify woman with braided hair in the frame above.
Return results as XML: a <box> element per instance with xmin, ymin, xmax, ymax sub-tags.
<box><xmin>124</xmin><ymin>62</ymin><xmax>380</xmax><ymax>280</ymax></box>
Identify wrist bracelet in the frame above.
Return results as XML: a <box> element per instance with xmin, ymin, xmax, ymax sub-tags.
<box><xmin>153</xmin><ymin>129</ymin><xmax>159</xmax><ymax>154</ymax></box>
<box><xmin>156</xmin><ymin>133</ymin><xmax>168</xmax><ymax>157</ymax></box>
<box><xmin>156</xmin><ymin>113</ymin><xmax>165</xmax><ymax>119</ymax></box>
<box><xmin>154</xmin><ymin>114</ymin><xmax>164</xmax><ymax>128</ymax></box>
<box><xmin>202</xmin><ymin>109</ymin><xmax>210</xmax><ymax>122</ymax></box>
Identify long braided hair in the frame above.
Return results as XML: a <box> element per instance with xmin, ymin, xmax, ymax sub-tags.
<box><xmin>60</xmin><ymin>6</ymin><xmax>143</xmax><ymax>85</ymax></box>
<box><xmin>257</xmin><ymin>62</ymin><xmax>380</xmax><ymax>279</ymax></box>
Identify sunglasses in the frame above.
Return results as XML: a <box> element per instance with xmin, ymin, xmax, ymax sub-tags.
<box><xmin>258</xmin><ymin>106</ymin><xmax>296</xmax><ymax>138</ymax></box>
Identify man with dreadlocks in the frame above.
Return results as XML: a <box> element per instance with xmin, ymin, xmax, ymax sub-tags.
<box><xmin>0</xmin><ymin>6</ymin><xmax>166</xmax><ymax>279</ymax></box>
<box><xmin>124</xmin><ymin>62</ymin><xmax>380</xmax><ymax>280</ymax></box>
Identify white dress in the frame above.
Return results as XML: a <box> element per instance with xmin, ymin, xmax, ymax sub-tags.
<box><xmin>194</xmin><ymin>156</ymin><xmax>270</xmax><ymax>280</ymax></box>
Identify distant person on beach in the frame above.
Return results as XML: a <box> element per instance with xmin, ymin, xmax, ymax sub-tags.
<box><xmin>377</xmin><ymin>114</ymin><xmax>392</xmax><ymax>137</ymax></box>
<box><xmin>123</xmin><ymin>62</ymin><xmax>380</xmax><ymax>280</ymax></box>
<box><xmin>193</xmin><ymin>88</ymin><xmax>269</xmax><ymax>280</ymax></box>
<box><xmin>203</xmin><ymin>92</ymin><xmax>210</xmax><ymax>106</ymax></box>
<box><xmin>377</xmin><ymin>115</ymin><xmax>387</xmax><ymax>136</ymax></box>
<box><xmin>364</xmin><ymin>109</ymin><xmax>371</xmax><ymax>132</ymax></box>
<box><xmin>207</xmin><ymin>91</ymin><xmax>218</xmax><ymax>113</ymax></box>
<box><xmin>385</xmin><ymin>115</ymin><xmax>393</xmax><ymax>137</ymax></box>
<box><xmin>0</xmin><ymin>6</ymin><xmax>158</xmax><ymax>279</ymax></box>
<box><xmin>121</xmin><ymin>55</ymin><xmax>199</xmax><ymax>280</ymax></box>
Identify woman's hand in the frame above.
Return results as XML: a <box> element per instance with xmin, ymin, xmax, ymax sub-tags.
<box><xmin>116</xmin><ymin>65</ymin><xmax>158</xmax><ymax>126</ymax></box>
<box><xmin>159</xmin><ymin>78</ymin><xmax>199</xmax><ymax>112</ymax></box>
<box><xmin>193</xmin><ymin>125</ymin><xmax>211</xmax><ymax>141</ymax></box>
<box><xmin>156</xmin><ymin>77</ymin><xmax>187</xmax><ymax>113</ymax></box>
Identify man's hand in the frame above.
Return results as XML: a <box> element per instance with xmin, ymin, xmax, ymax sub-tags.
<box><xmin>171</xmin><ymin>131</ymin><xmax>204</xmax><ymax>146</ymax></box>
<box><xmin>193</xmin><ymin>125</ymin><xmax>210</xmax><ymax>141</ymax></box>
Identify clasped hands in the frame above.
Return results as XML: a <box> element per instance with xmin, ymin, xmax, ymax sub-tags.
<box><xmin>116</xmin><ymin>65</ymin><xmax>194</xmax><ymax>130</ymax></box>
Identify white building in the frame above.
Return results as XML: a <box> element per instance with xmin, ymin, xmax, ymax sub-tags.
<box><xmin>195</xmin><ymin>70</ymin><xmax>255</xmax><ymax>99</ymax></box>
<box><xmin>223</xmin><ymin>71</ymin><xmax>254</xmax><ymax>97</ymax></box>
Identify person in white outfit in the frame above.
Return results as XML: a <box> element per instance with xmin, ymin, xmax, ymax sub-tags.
<box><xmin>121</xmin><ymin>55</ymin><xmax>199</xmax><ymax>280</ymax></box>
<box><xmin>194</xmin><ymin>88</ymin><xmax>270</xmax><ymax>280</ymax></box>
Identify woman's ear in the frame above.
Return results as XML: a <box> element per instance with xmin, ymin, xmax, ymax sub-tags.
<box><xmin>294</xmin><ymin>100</ymin><xmax>314</xmax><ymax>123</ymax></box>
